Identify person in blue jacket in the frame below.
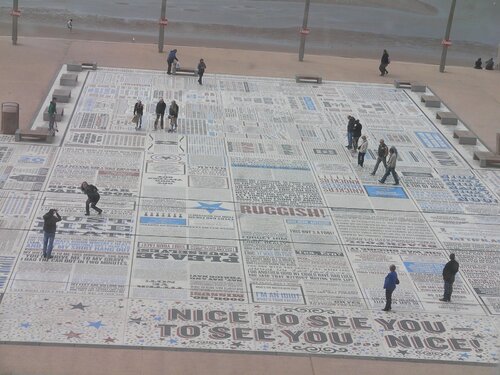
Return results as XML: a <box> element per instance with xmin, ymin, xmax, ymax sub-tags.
<box><xmin>383</xmin><ymin>264</ymin><xmax>399</xmax><ymax>311</ymax></box>
<box><xmin>167</xmin><ymin>49</ymin><xmax>179</xmax><ymax>74</ymax></box>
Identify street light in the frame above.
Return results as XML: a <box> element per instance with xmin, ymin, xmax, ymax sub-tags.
<box><xmin>298</xmin><ymin>0</ymin><xmax>311</xmax><ymax>61</ymax></box>
<box><xmin>439</xmin><ymin>0</ymin><xmax>457</xmax><ymax>73</ymax></box>
<box><xmin>12</xmin><ymin>0</ymin><xmax>20</xmax><ymax>45</ymax></box>
<box><xmin>158</xmin><ymin>0</ymin><xmax>167</xmax><ymax>53</ymax></box>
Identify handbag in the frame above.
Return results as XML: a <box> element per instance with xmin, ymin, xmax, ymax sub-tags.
<box><xmin>132</xmin><ymin>114</ymin><xmax>139</xmax><ymax>124</ymax></box>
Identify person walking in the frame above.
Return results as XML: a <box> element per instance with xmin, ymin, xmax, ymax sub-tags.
<box><xmin>167</xmin><ymin>49</ymin><xmax>179</xmax><ymax>74</ymax></box>
<box><xmin>168</xmin><ymin>100</ymin><xmax>179</xmax><ymax>132</ymax></box>
<box><xmin>352</xmin><ymin>119</ymin><xmax>362</xmax><ymax>150</ymax></box>
<box><xmin>133</xmin><ymin>100</ymin><xmax>144</xmax><ymax>130</ymax></box>
<box><xmin>81</xmin><ymin>181</ymin><xmax>102</xmax><ymax>216</ymax></box>
<box><xmin>440</xmin><ymin>253</ymin><xmax>459</xmax><ymax>302</ymax></box>
<box><xmin>383</xmin><ymin>264</ymin><xmax>399</xmax><ymax>311</ymax></box>
<box><xmin>379</xmin><ymin>49</ymin><xmax>390</xmax><ymax>76</ymax></box>
<box><xmin>47</xmin><ymin>97</ymin><xmax>57</xmax><ymax>135</ymax></box>
<box><xmin>378</xmin><ymin>146</ymin><xmax>399</xmax><ymax>185</ymax></box>
<box><xmin>371</xmin><ymin>139</ymin><xmax>389</xmax><ymax>175</ymax></box>
<box><xmin>155</xmin><ymin>98</ymin><xmax>166</xmax><ymax>130</ymax></box>
<box><xmin>346</xmin><ymin>115</ymin><xmax>356</xmax><ymax>149</ymax></box>
<box><xmin>357</xmin><ymin>135</ymin><xmax>368</xmax><ymax>167</ymax></box>
<box><xmin>42</xmin><ymin>209</ymin><xmax>62</xmax><ymax>260</ymax></box>
<box><xmin>67</xmin><ymin>19</ymin><xmax>73</xmax><ymax>32</ymax></box>
<box><xmin>197</xmin><ymin>58</ymin><xmax>207</xmax><ymax>85</ymax></box>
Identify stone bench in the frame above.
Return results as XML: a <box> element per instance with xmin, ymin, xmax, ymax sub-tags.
<box><xmin>436</xmin><ymin>111</ymin><xmax>458</xmax><ymax>125</ymax></box>
<box><xmin>473</xmin><ymin>151</ymin><xmax>500</xmax><ymax>168</ymax></box>
<box><xmin>60</xmin><ymin>73</ymin><xmax>78</xmax><ymax>86</ymax></box>
<box><xmin>52</xmin><ymin>89</ymin><xmax>71</xmax><ymax>103</ymax></box>
<box><xmin>43</xmin><ymin>107</ymin><xmax>64</xmax><ymax>121</ymax></box>
<box><xmin>421</xmin><ymin>95</ymin><xmax>441</xmax><ymax>108</ymax></box>
<box><xmin>173</xmin><ymin>67</ymin><xmax>197</xmax><ymax>76</ymax></box>
<box><xmin>394</xmin><ymin>80</ymin><xmax>411</xmax><ymax>89</ymax></box>
<box><xmin>411</xmin><ymin>83</ymin><xmax>426</xmax><ymax>92</ymax></box>
<box><xmin>67</xmin><ymin>63</ymin><xmax>83</xmax><ymax>72</ymax></box>
<box><xmin>67</xmin><ymin>62</ymin><xmax>97</xmax><ymax>72</ymax></box>
<box><xmin>453</xmin><ymin>130</ymin><xmax>477</xmax><ymax>145</ymax></box>
<box><xmin>82</xmin><ymin>62</ymin><xmax>97</xmax><ymax>70</ymax></box>
<box><xmin>15</xmin><ymin>129</ymin><xmax>53</xmax><ymax>143</ymax></box>
<box><xmin>393</xmin><ymin>80</ymin><xmax>426</xmax><ymax>92</ymax></box>
<box><xmin>295</xmin><ymin>75</ymin><xmax>322</xmax><ymax>84</ymax></box>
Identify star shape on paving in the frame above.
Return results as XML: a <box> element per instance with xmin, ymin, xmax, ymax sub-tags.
<box><xmin>104</xmin><ymin>337</ymin><xmax>117</xmax><ymax>343</ymax></box>
<box><xmin>87</xmin><ymin>320</ymin><xmax>105</xmax><ymax>329</ymax></box>
<box><xmin>193</xmin><ymin>202</ymin><xmax>229</xmax><ymax>214</ymax></box>
<box><xmin>168</xmin><ymin>338</ymin><xmax>178</xmax><ymax>345</ymax></box>
<box><xmin>20</xmin><ymin>322</ymin><xmax>31</xmax><ymax>329</ymax></box>
<box><xmin>64</xmin><ymin>331</ymin><xmax>83</xmax><ymax>339</ymax></box>
<box><xmin>70</xmin><ymin>303</ymin><xmax>89</xmax><ymax>311</ymax></box>
<box><xmin>231</xmin><ymin>341</ymin><xmax>243</xmax><ymax>348</ymax></box>
<box><xmin>397</xmin><ymin>350</ymin><xmax>408</xmax><ymax>355</ymax></box>
<box><xmin>129</xmin><ymin>317</ymin><xmax>142</xmax><ymax>324</ymax></box>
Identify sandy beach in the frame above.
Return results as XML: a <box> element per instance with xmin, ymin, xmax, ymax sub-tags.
<box><xmin>1</xmin><ymin>0</ymin><xmax>499</xmax><ymax>66</ymax></box>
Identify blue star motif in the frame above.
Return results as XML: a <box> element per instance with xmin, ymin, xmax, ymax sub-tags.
<box><xmin>154</xmin><ymin>316</ymin><xmax>162</xmax><ymax>321</ymax></box>
<box><xmin>194</xmin><ymin>202</ymin><xmax>229</xmax><ymax>214</ymax></box>
<box><xmin>20</xmin><ymin>322</ymin><xmax>31</xmax><ymax>329</ymax></box>
<box><xmin>168</xmin><ymin>338</ymin><xmax>178</xmax><ymax>345</ymax></box>
<box><xmin>459</xmin><ymin>352</ymin><xmax>470</xmax><ymax>359</ymax></box>
<box><xmin>87</xmin><ymin>321</ymin><xmax>105</xmax><ymax>329</ymax></box>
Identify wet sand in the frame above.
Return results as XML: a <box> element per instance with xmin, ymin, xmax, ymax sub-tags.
<box><xmin>0</xmin><ymin>1</ymin><xmax>498</xmax><ymax>67</ymax></box>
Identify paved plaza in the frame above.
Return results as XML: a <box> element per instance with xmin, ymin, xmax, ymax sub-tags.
<box><xmin>0</xmin><ymin>66</ymin><xmax>498</xmax><ymax>366</ymax></box>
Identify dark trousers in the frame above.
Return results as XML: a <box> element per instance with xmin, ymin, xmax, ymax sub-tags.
<box><xmin>86</xmin><ymin>195</ymin><xmax>101</xmax><ymax>214</ymax></box>
<box><xmin>352</xmin><ymin>136</ymin><xmax>360</xmax><ymax>150</ymax></box>
<box><xmin>43</xmin><ymin>231</ymin><xmax>56</xmax><ymax>257</ymax></box>
<box><xmin>155</xmin><ymin>113</ymin><xmax>164</xmax><ymax>129</ymax></box>
<box><xmin>443</xmin><ymin>281</ymin><xmax>454</xmax><ymax>301</ymax></box>
<box><xmin>167</xmin><ymin>61</ymin><xmax>173</xmax><ymax>74</ymax></box>
<box><xmin>384</xmin><ymin>289</ymin><xmax>394</xmax><ymax>310</ymax></box>
<box><xmin>372</xmin><ymin>156</ymin><xmax>387</xmax><ymax>174</ymax></box>
<box><xmin>379</xmin><ymin>63</ymin><xmax>388</xmax><ymax>75</ymax></box>
<box><xmin>347</xmin><ymin>132</ymin><xmax>353</xmax><ymax>148</ymax></box>
<box><xmin>198</xmin><ymin>70</ymin><xmax>204</xmax><ymax>84</ymax></box>
<box><xmin>358</xmin><ymin>152</ymin><xmax>366</xmax><ymax>167</ymax></box>
<box><xmin>380</xmin><ymin>167</ymin><xmax>399</xmax><ymax>184</ymax></box>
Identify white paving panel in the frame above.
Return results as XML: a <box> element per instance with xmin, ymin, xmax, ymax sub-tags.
<box><xmin>0</xmin><ymin>67</ymin><xmax>498</xmax><ymax>364</ymax></box>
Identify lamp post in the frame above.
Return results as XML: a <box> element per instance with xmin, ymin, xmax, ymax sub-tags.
<box><xmin>158</xmin><ymin>0</ymin><xmax>167</xmax><ymax>53</ymax></box>
<box><xmin>439</xmin><ymin>0</ymin><xmax>456</xmax><ymax>73</ymax></box>
<box><xmin>12</xmin><ymin>0</ymin><xmax>19</xmax><ymax>45</ymax></box>
<box><xmin>298</xmin><ymin>0</ymin><xmax>311</xmax><ymax>61</ymax></box>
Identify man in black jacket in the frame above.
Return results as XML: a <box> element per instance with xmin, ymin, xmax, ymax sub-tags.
<box><xmin>346</xmin><ymin>115</ymin><xmax>356</xmax><ymax>149</ymax></box>
<box><xmin>440</xmin><ymin>253</ymin><xmax>459</xmax><ymax>302</ymax></box>
<box><xmin>371</xmin><ymin>139</ymin><xmax>389</xmax><ymax>175</ymax></box>
<box><xmin>42</xmin><ymin>209</ymin><xmax>62</xmax><ymax>259</ymax></box>
<box><xmin>352</xmin><ymin>120</ymin><xmax>362</xmax><ymax>151</ymax></box>
<box><xmin>155</xmin><ymin>98</ymin><xmax>167</xmax><ymax>130</ymax></box>
<box><xmin>197</xmin><ymin>58</ymin><xmax>206</xmax><ymax>85</ymax></box>
<box><xmin>81</xmin><ymin>181</ymin><xmax>103</xmax><ymax>216</ymax></box>
<box><xmin>379</xmin><ymin>49</ymin><xmax>390</xmax><ymax>76</ymax></box>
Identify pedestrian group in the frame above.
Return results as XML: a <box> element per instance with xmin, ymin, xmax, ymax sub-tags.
<box><xmin>40</xmin><ymin>46</ymin><xmax>463</xmax><ymax>316</ymax></box>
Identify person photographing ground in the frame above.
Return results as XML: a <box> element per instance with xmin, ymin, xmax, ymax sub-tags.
<box><xmin>42</xmin><ymin>209</ymin><xmax>62</xmax><ymax>260</ymax></box>
<box><xmin>80</xmin><ymin>181</ymin><xmax>103</xmax><ymax>216</ymax></box>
